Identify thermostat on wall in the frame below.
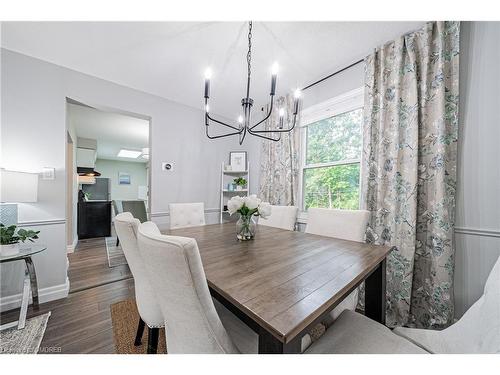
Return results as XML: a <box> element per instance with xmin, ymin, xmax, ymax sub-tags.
<box><xmin>162</xmin><ymin>162</ymin><xmax>173</xmax><ymax>171</ymax></box>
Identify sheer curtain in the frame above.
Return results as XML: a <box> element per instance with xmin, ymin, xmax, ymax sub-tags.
<box><xmin>361</xmin><ymin>21</ymin><xmax>460</xmax><ymax>328</ymax></box>
<box><xmin>258</xmin><ymin>94</ymin><xmax>300</xmax><ymax>206</ymax></box>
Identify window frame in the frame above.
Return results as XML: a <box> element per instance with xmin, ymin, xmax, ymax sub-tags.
<box><xmin>298</xmin><ymin>87</ymin><xmax>364</xmax><ymax>217</ymax></box>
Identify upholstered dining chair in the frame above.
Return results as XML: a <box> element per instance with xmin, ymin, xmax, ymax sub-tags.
<box><xmin>169</xmin><ymin>202</ymin><xmax>205</xmax><ymax>230</ymax></box>
<box><xmin>258</xmin><ymin>205</ymin><xmax>299</xmax><ymax>231</ymax></box>
<box><xmin>305</xmin><ymin>208</ymin><xmax>370</xmax><ymax>322</ymax></box>
<box><xmin>137</xmin><ymin>221</ymin><xmax>244</xmax><ymax>353</ymax></box>
<box><xmin>307</xmin><ymin>254</ymin><xmax>500</xmax><ymax>354</ymax></box>
<box><xmin>392</xmin><ymin>254</ymin><xmax>500</xmax><ymax>353</ymax></box>
<box><xmin>114</xmin><ymin>213</ymin><xmax>164</xmax><ymax>354</ymax></box>
<box><xmin>122</xmin><ymin>200</ymin><xmax>148</xmax><ymax>223</ymax></box>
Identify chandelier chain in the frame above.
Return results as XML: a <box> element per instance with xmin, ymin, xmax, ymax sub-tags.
<box><xmin>247</xmin><ymin>21</ymin><xmax>252</xmax><ymax>81</ymax></box>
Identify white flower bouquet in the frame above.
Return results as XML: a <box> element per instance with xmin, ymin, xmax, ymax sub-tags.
<box><xmin>227</xmin><ymin>195</ymin><xmax>271</xmax><ymax>240</ymax></box>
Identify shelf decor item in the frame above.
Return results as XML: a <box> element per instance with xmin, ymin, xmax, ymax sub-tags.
<box><xmin>227</xmin><ymin>195</ymin><xmax>271</xmax><ymax>241</ymax></box>
<box><xmin>229</xmin><ymin>151</ymin><xmax>247</xmax><ymax>172</ymax></box>
<box><xmin>233</xmin><ymin>177</ymin><xmax>247</xmax><ymax>191</ymax></box>
<box><xmin>0</xmin><ymin>224</ymin><xmax>40</xmax><ymax>256</ymax></box>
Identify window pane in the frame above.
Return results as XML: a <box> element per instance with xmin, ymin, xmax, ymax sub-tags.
<box><xmin>303</xmin><ymin>163</ymin><xmax>360</xmax><ymax>210</ymax></box>
<box><xmin>306</xmin><ymin>109</ymin><xmax>362</xmax><ymax>165</ymax></box>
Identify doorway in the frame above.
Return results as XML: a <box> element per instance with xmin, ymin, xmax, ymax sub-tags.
<box><xmin>65</xmin><ymin>98</ymin><xmax>151</xmax><ymax>292</ymax></box>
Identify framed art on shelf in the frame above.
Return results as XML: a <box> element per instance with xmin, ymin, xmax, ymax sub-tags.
<box><xmin>229</xmin><ymin>151</ymin><xmax>247</xmax><ymax>171</ymax></box>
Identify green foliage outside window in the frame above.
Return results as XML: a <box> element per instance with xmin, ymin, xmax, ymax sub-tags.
<box><xmin>303</xmin><ymin>109</ymin><xmax>362</xmax><ymax>210</ymax></box>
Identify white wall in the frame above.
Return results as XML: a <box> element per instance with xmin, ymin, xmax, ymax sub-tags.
<box><xmin>94</xmin><ymin>159</ymin><xmax>147</xmax><ymax>201</ymax></box>
<box><xmin>454</xmin><ymin>21</ymin><xmax>500</xmax><ymax>317</ymax></box>
<box><xmin>0</xmin><ymin>48</ymin><xmax>260</xmax><ymax>310</ymax></box>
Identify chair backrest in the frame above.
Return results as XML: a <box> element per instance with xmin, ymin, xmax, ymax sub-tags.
<box><xmin>305</xmin><ymin>208</ymin><xmax>370</xmax><ymax>242</ymax></box>
<box><xmin>114</xmin><ymin>213</ymin><xmax>162</xmax><ymax>327</ymax></box>
<box><xmin>137</xmin><ymin>221</ymin><xmax>239</xmax><ymax>353</ymax></box>
<box><xmin>112</xmin><ymin>200</ymin><xmax>123</xmax><ymax>216</ymax></box>
<box><xmin>122</xmin><ymin>200</ymin><xmax>148</xmax><ymax>223</ymax></box>
<box><xmin>258</xmin><ymin>205</ymin><xmax>298</xmax><ymax>231</ymax></box>
<box><xmin>443</xmin><ymin>254</ymin><xmax>500</xmax><ymax>353</ymax></box>
<box><xmin>169</xmin><ymin>202</ymin><xmax>205</xmax><ymax>230</ymax></box>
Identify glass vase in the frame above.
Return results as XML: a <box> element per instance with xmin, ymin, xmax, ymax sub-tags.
<box><xmin>236</xmin><ymin>214</ymin><xmax>256</xmax><ymax>241</ymax></box>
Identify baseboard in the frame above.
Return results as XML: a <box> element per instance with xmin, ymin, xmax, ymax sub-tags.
<box><xmin>66</xmin><ymin>237</ymin><xmax>78</xmax><ymax>253</ymax></box>
<box><xmin>0</xmin><ymin>277</ymin><xmax>70</xmax><ymax>312</ymax></box>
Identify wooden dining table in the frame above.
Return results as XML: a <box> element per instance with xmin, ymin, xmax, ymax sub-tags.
<box><xmin>166</xmin><ymin>223</ymin><xmax>393</xmax><ymax>354</ymax></box>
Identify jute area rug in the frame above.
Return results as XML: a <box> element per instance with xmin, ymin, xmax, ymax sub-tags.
<box><xmin>110</xmin><ymin>299</ymin><xmax>166</xmax><ymax>354</ymax></box>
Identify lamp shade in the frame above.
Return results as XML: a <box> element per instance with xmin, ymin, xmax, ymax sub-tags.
<box><xmin>0</xmin><ymin>169</ymin><xmax>39</xmax><ymax>203</ymax></box>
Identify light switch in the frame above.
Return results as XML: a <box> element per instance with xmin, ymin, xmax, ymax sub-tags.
<box><xmin>42</xmin><ymin>167</ymin><xmax>55</xmax><ymax>180</ymax></box>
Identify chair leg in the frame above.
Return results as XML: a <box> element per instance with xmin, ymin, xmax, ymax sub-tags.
<box><xmin>134</xmin><ymin>318</ymin><xmax>146</xmax><ymax>346</ymax></box>
<box><xmin>116</xmin><ymin>237</ymin><xmax>120</xmax><ymax>247</ymax></box>
<box><xmin>147</xmin><ymin>327</ymin><xmax>159</xmax><ymax>354</ymax></box>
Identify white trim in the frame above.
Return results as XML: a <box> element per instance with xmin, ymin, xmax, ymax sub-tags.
<box><xmin>17</xmin><ymin>218</ymin><xmax>66</xmax><ymax>227</ymax></box>
<box><xmin>150</xmin><ymin>207</ymin><xmax>220</xmax><ymax>218</ymax></box>
<box><xmin>300</xmin><ymin>87</ymin><xmax>364</xmax><ymax>126</ymax></box>
<box><xmin>454</xmin><ymin>227</ymin><xmax>500</xmax><ymax>238</ymax></box>
<box><xmin>0</xmin><ymin>277</ymin><xmax>70</xmax><ymax>312</ymax></box>
<box><xmin>66</xmin><ymin>237</ymin><xmax>78</xmax><ymax>253</ymax></box>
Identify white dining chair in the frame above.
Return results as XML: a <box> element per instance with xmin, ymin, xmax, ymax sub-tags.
<box><xmin>114</xmin><ymin>212</ymin><xmax>164</xmax><ymax>354</ymax></box>
<box><xmin>258</xmin><ymin>205</ymin><xmax>298</xmax><ymax>231</ymax></box>
<box><xmin>169</xmin><ymin>202</ymin><xmax>206</xmax><ymax>230</ymax></box>
<box><xmin>392</xmin><ymin>255</ymin><xmax>500</xmax><ymax>353</ymax></box>
<box><xmin>305</xmin><ymin>208</ymin><xmax>370</xmax><ymax>322</ymax></box>
<box><xmin>305</xmin><ymin>309</ymin><xmax>428</xmax><ymax>354</ymax></box>
<box><xmin>137</xmin><ymin>221</ymin><xmax>255</xmax><ymax>353</ymax></box>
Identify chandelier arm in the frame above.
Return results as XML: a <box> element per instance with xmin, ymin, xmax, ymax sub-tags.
<box><xmin>248</xmin><ymin>96</ymin><xmax>274</xmax><ymax>131</ymax></box>
<box><xmin>206</xmin><ymin>113</ymin><xmax>241</xmax><ymax>131</ymax></box>
<box><xmin>248</xmin><ymin>114</ymin><xmax>298</xmax><ymax>134</ymax></box>
<box><xmin>246</xmin><ymin>129</ymin><xmax>282</xmax><ymax>142</ymax></box>
<box><xmin>205</xmin><ymin>124</ymin><xmax>243</xmax><ymax>139</ymax></box>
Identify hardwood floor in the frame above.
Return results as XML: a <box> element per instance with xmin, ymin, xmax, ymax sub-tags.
<box><xmin>1</xmin><ymin>237</ymin><xmax>134</xmax><ymax>354</ymax></box>
<box><xmin>68</xmin><ymin>237</ymin><xmax>132</xmax><ymax>292</ymax></box>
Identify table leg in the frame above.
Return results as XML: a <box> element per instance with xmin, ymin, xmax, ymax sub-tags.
<box><xmin>258</xmin><ymin>329</ymin><xmax>301</xmax><ymax>354</ymax></box>
<box><xmin>24</xmin><ymin>256</ymin><xmax>39</xmax><ymax>310</ymax></box>
<box><xmin>364</xmin><ymin>258</ymin><xmax>386</xmax><ymax>325</ymax></box>
<box><xmin>17</xmin><ymin>267</ymin><xmax>32</xmax><ymax>329</ymax></box>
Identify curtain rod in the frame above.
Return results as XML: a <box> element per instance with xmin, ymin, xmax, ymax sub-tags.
<box><xmin>301</xmin><ymin>58</ymin><xmax>364</xmax><ymax>91</ymax></box>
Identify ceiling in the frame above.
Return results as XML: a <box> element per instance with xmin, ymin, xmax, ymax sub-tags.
<box><xmin>3</xmin><ymin>21</ymin><xmax>424</xmax><ymax>119</ymax></box>
<box><xmin>68</xmin><ymin>103</ymin><xmax>149</xmax><ymax>163</ymax></box>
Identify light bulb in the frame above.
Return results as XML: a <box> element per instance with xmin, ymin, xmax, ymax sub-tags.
<box><xmin>279</xmin><ymin>108</ymin><xmax>285</xmax><ymax>117</ymax></box>
<box><xmin>204</xmin><ymin>68</ymin><xmax>212</xmax><ymax>80</ymax></box>
<box><xmin>205</xmin><ymin>104</ymin><xmax>210</xmax><ymax>113</ymax></box>
<box><xmin>294</xmin><ymin>89</ymin><xmax>302</xmax><ymax>99</ymax></box>
<box><xmin>271</xmin><ymin>62</ymin><xmax>279</xmax><ymax>75</ymax></box>
<box><xmin>238</xmin><ymin>115</ymin><xmax>244</xmax><ymax>124</ymax></box>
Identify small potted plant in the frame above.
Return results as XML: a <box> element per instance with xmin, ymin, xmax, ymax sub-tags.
<box><xmin>233</xmin><ymin>177</ymin><xmax>247</xmax><ymax>191</ymax></box>
<box><xmin>227</xmin><ymin>195</ymin><xmax>271</xmax><ymax>241</ymax></box>
<box><xmin>0</xmin><ymin>224</ymin><xmax>40</xmax><ymax>256</ymax></box>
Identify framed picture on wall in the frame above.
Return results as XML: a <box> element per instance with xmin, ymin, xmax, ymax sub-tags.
<box><xmin>118</xmin><ymin>172</ymin><xmax>131</xmax><ymax>185</ymax></box>
<box><xmin>229</xmin><ymin>151</ymin><xmax>247</xmax><ymax>171</ymax></box>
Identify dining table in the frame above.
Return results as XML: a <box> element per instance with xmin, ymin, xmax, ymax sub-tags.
<box><xmin>166</xmin><ymin>223</ymin><xmax>393</xmax><ymax>354</ymax></box>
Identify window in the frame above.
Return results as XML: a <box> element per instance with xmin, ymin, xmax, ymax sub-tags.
<box><xmin>299</xmin><ymin>88</ymin><xmax>363</xmax><ymax>211</ymax></box>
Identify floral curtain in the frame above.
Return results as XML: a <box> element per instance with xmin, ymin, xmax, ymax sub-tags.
<box><xmin>258</xmin><ymin>95</ymin><xmax>300</xmax><ymax>205</ymax></box>
<box><xmin>361</xmin><ymin>21</ymin><xmax>460</xmax><ymax>328</ymax></box>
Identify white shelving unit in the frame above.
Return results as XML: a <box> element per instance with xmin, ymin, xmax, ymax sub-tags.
<box><xmin>219</xmin><ymin>161</ymin><xmax>250</xmax><ymax>223</ymax></box>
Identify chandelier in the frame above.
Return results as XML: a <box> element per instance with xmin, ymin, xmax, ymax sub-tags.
<box><xmin>204</xmin><ymin>21</ymin><xmax>301</xmax><ymax>145</ymax></box>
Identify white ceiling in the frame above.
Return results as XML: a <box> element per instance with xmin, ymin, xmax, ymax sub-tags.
<box><xmin>68</xmin><ymin>103</ymin><xmax>149</xmax><ymax>163</ymax></box>
<box><xmin>2</xmin><ymin>21</ymin><xmax>424</xmax><ymax>119</ymax></box>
